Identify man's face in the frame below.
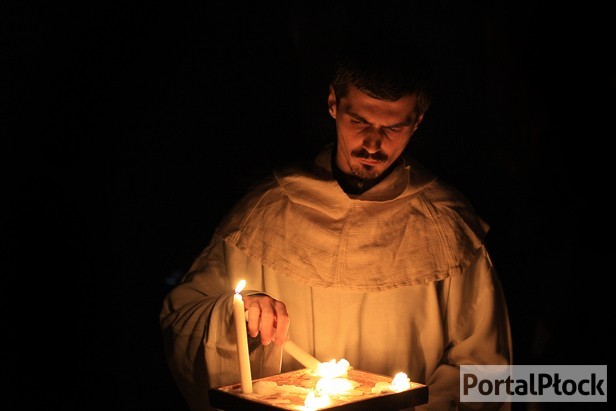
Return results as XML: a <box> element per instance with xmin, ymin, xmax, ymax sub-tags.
<box><xmin>328</xmin><ymin>84</ymin><xmax>424</xmax><ymax>180</ymax></box>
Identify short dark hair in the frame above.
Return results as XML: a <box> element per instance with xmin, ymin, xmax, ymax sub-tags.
<box><xmin>331</xmin><ymin>28</ymin><xmax>433</xmax><ymax>115</ymax></box>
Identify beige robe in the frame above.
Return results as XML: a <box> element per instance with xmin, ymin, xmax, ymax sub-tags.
<box><xmin>160</xmin><ymin>145</ymin><xmax>512</xmax><ymax>410</ymax></box>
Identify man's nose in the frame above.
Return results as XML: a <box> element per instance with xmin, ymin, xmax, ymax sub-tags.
<box><xmin>362</xmin><ymin>128</ymin><xmax>383</xmax><ymax>153</ymax></box>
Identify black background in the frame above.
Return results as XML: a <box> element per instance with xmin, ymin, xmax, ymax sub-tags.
<box><xmin>4</xmin><ymin>1</ymin><xmax>611</xmax><ymax>410</ymax></box>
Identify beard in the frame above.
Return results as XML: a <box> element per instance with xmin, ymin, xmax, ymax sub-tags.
<box><xmin>349</xmin><ymin>164</ymin><xmax>381</xmax><ymax>179</ymax></box>
<box><xmin>349</xmin><ymin>148</ymin><xmax>389</xmax><ymax>179</ymax></box>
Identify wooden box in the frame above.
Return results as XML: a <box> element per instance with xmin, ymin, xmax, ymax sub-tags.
<box><xmin>209</xmin><ymin>368</ymin><xmax>428</xmax><ymax>410</ymax></box>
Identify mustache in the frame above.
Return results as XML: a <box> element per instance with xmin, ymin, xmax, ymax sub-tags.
<box><xmin>351</xmin><ymin>148</ymin><xmax>388</xmax><ymax>163</ymax></box>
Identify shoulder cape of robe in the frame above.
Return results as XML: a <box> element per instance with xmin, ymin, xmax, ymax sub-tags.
<box><xmin>216</xmin><ymin>144</ymin><xmax>489</xmax><ymax>291</ymax></box>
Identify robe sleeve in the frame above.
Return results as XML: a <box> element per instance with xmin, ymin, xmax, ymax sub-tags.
<box><xmin>417</xmin><ymin>245</ymin><xmax>513</xmax><ymax>411</ymax></box>
<box><xmin>159</xmin><ymin>235</ymin><xmax>282</xmax><ymax>411</ymax></box>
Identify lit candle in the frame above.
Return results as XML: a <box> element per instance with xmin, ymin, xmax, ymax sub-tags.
<box><xmin>233</xmin><ymin>280</ymin><xmax>252</xmax><ymax>393</ymax></box>
<box><xmin>283</xmin><ymin>340</ymin><xmax>321</xmax><ymax>371</ymax></box>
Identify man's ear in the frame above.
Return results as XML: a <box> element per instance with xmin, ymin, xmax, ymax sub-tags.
<box><xmin>412</xmin><ymin>113</ymin><xmax>425</xmax><ymax>132</ymax></box>
<box><xmin>327</xmin><ymin>86</ymin><xmax>337</xmax><ymax>118</ymax></box>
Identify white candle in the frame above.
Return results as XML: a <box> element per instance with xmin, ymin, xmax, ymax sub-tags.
<box><xmin>283</xmin><ymin>340</ymin><xmax>321</xmax><ymax>371</ymax></box>
<box><xmin>233</xmin><ymin>280</ymin><xmax>252</xmax><ymax>393</ymax></box>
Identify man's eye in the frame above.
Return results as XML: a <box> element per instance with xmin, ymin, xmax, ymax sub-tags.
<box><xmin>350</xmin><ymin>119</ymin><xmax>362</xmax><ymax>125</ymax></box>
<box><xmin>386</xmin><ymin>127</ymin><xmax>402</xmax><ymax>133</ymax></box>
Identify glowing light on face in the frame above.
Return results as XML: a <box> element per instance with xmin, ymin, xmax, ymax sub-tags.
<box><xmin>331</xmin><ymin>84</ymin><xmax>422</xmax><ymax>181</ymax></box>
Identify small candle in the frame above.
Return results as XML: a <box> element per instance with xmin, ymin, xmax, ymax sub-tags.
<box><xmin>283</xmin><ymin>340</ymin><xmax>321</xmax><ymax>371</ymax></box>
<box><xmin>233</xmin><ymin>280</ymin><xmax>252</xmax><ymax>393</ymax></box>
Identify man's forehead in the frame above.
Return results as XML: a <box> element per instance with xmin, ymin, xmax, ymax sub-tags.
<box><xmin>339</xmin><ymin>87</ymin><xmax>419</xmax><ymax>125</ymax></box>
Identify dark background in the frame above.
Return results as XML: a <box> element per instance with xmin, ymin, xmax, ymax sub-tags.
<box><xmin>4</xmin><ymin>1</ymin><xmax>611</xmax><ymax>410</ymax></box>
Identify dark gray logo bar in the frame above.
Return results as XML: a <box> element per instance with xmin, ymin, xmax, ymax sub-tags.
<box><xmin>460</xmin><ymin>365</ymin><xmax>607</xmax><ymax>402</ymax></box>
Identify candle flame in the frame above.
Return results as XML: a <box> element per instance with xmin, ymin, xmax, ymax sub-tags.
<box><xmin>303</xmin><ymin>390</ymin><xmax>331</xmax><ymax>410</ymax></box>
<box><xmin>371</xmin><ymin>371</ymin><xmax>412</xmax><ymax>394</ymax></box>
<box><xmin>302</xmin><ymin>358</ymin><xmax>357</xmax><ymax>408</ymax></box>
<box><xmin>390</xmin><ymin>372</ymin><xmax>411</xmax><ymax>391</ymax></box>
<box><xmin>315</xmin><ymin>377</ymin><xmax>356</xmax><ymax>396</ymax></box>
<box><xmin>315</xmin><ymin>358</ymin><xmax>350</xmax><ymax>378</ymax></box>
<box><xmin>234</xmin><ymin>279</ymin><xmax>246</xmax><ymax>294</ymax></box>
<box><xmin>301</xmin><ymin>359</ymin><xmax>412</xmax><ymax>409</ymax></box>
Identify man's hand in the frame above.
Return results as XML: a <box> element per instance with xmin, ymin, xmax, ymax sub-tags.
<box><xmin>243</xmin><ymin>294</ymin><xmax>289</xmax><ymax>346</ymax></box>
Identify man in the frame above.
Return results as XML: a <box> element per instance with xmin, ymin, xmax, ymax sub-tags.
<box><xmin>160</xmin><ymin>29</ymin><xmax>512</xmax><ymax>410</ymax></box>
